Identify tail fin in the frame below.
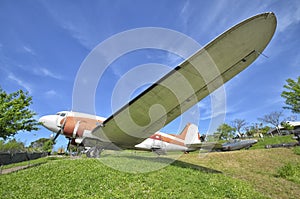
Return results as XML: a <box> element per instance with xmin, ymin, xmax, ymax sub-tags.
<box><xmin>174</xmin><ymin>123</ymin><xmax>201</xmax><ymax>145</ymax></box>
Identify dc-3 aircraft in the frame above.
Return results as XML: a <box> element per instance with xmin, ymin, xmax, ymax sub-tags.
<box><xmin>39</xmin><ymin>13</ymin><xmax>277</xmax><ymax>157</ymax></box>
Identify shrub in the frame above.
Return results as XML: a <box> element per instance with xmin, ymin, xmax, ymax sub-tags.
<box><xmin>277</xmin><ymin>162</ymin><xmax>300</xmax><ymax>184</ymax></box>
<box><xmin>293</xmin><ymin>146</ymin><xmax>300</xmax><ymax>155</ymax></box>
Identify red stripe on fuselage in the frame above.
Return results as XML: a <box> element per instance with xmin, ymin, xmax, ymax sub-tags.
<box><xmin>150</xmin><ymin>133</ymin><xmax>185</xmax><ymax>147</ymax></box>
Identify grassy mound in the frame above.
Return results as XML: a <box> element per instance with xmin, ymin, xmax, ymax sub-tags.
<box><xmin>1</xmin><ymin>148</ymin><xmax>300</xmax><ymax>198</ymax></box>
<box><xmin>1</xmin><ymin>154</ymin><xmax>263</xmax><ymax>199</ymax></box>
<box><xmin>250</xmin><ymin>135</ymin><xmax>297</xmax><ymax>150</ymax></box>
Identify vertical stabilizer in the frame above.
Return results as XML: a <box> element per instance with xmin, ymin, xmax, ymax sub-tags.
<box><xmin>174</xmin><ymin>123</ymin><xmax>201</xmax><ymax>145</ymax></box>
<box><xmin>184</xmin><ymin>123</ymin><xmax>201</xmax><ymax>145</ymax></box>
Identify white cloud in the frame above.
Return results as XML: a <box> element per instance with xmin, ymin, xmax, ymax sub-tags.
<box><xmin>33</xmin><ymin>67</ymin><xmax>62</xmax><ymax>79</ymax></box>
<box><xmin>45</xmin><ymin>90</ymin><xmax>58</xmax><ymax>98</ymax></box>
<box><xmin>165</xmin><ymin>52</ymin><xmax>184</xmax><ymax>67</ymax></box>
<box><xmin>23</xmin><ymin>46</ymin><xmax>36</xmax><ymax>55</ymax></box>
<box><xmin>198</xmin><ymin>88</ymin><xmax>228</xmax><ymax>122</ymax></box>
<box><xmin>277</xmin><ymin>3</ymin><xmax>300</xmax><ymax>32</ymax></box>
<box><xmin>179</xmin><ymin>0</ymin><xmax>190</xmax><ymax>28</ymax></box>
<box><xmin>8</xmin><ymin>73</ymin><xmax>33</xmax><ymax>93</ymax></box>
<box><xmin>42</xmin><ymin>2</ymin><xmax>98</xmax><ymax>50</ymax></box>
<box><xmin>180</xmin><ymin>0</ymin><xmax>190</xmax><ymax>16</ymax></box>
<box><xmin>60</xmin><ymin>21</ymin><xmax>93</xmax><ymax>50</ymax></box>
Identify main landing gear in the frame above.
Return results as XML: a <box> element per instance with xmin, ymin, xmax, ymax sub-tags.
<box><xmin>86</xmin><ymin>146</ymin><xmax>103</xmax><ymax>158</ymax></box>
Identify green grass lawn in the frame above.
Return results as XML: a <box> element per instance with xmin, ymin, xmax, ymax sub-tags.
<box><xmin>1</xmin><ymin>143</ymin><xmax>300</xmax><ymax>198</ymax></box>
<box><xmin>183</xmin><ymin>148</ymin><xmax>300</xmax><ymax>199</ymax></box>
<box><xmin>1</xmin><ymin>153</ymin><xmax>264</xmax><ymax>199</ymax></box>
<box><xmin>250</xmin><ymin>135</ymin><xmax>297</xmax><ymax>150</ymax></box>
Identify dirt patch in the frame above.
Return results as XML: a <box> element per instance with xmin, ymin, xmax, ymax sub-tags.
<box><xmin>1</xmin><ymin>163</ymin><xmax>44</xmax><ymax>175</ymax></box>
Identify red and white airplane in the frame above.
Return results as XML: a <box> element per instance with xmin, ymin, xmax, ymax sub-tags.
<box><xmin>39</xmin><ymin>111</ymin><xmax>202</xmax><ymax>157</ymax></box>
<box><xmin>39</xmin><ymin>13</ymin><xmax>277</xmax><ymax>157</ymax></box>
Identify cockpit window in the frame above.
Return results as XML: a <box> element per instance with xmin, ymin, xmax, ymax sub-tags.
<box><xmin>56</xmin><ymin>112</ymin><xmax>66</xmax><ymax>117</ymax></box>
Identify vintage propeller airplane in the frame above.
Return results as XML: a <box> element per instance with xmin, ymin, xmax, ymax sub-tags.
<box><xmin>39</xmin><ymin>111</ymin><xmax>202</xmax><ymax>157</ymax></box>
<box><xmin>39</xmin><ymin>13</ymin><xmax>277</xmax><ymax>157</ymax></box>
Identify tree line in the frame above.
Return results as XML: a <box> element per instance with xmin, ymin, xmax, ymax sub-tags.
<box><xmin>212</xmin><ymin>110</ymin><xmax>293</xmax><ymax>140</ymax></box>
<box><xmin>213</xmin><ymin>76</ymin><xmax>300</xmax><ymax>140</ymax></box>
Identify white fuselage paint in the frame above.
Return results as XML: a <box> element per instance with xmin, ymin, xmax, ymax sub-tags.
<box><xmin>40</xmin><ymin>111</ymin><xmax>200</xmax><ymax>152</ymax></box>
<box><xmin>135</xmin><ymin>132</ymin><xmax>188</xmax><ymax>152</ymax></box>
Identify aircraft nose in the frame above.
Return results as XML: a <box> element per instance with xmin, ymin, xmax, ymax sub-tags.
<box><xmin>39</xmin><ymin>115</ymin><xmax>60</xmax><ymax>133</ymax></box>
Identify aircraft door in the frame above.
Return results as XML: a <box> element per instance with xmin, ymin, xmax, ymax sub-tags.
<box><xmin>151</xmin><ymin>134</ymin><xmax>164</xmax><ymax>149</ymax></box>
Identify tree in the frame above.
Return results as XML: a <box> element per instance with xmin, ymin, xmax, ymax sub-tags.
<box><xmin>0</xmin><ymin>87</ymin><xmax>39</xmax><ymax>140</ymax></box>
<box><xmin>280</xmin><ymin>121</ymin><xmax>294</xmax><ymax>131</ymax></box>
<box><xmin>260</xmin><ymin>125</ymin><xmax>271</xmax><ymax>135</ymax></box>
<box><xmin>29</xmin><ymin>138</ymin><xmax>55</xmax><ymax>152</ymax></box>
<box><xmin>245</xmin><ymin>123</ymin><xmax>270</xmax><ymax>137</ymax></box>
<box><xmin>216</xmin><ymin>123</ymin><xmax>235</xmax><ymax>140</ymax></box>
<box><xmin>231</xmin><ymin>119</ymin><xmax>247</xmax><ymax>135</ymax></box>
<box><xmin>42</xmin><ymin>140</ymin><xmax>54</xmax><ymax>153</ymax></box>
<box><xmin>281</xmin><ymin>76</ymin><xmax>300</xmax><ymax>114</ymax></box>
<box><xmin>244</xmin><ymin>125</ymin><xmax>256</xmax><ymax>137</ymax></box>
<box><xmin>258</xmin><ymin>111</ymin><xmax>284</xmax><ymax>128</ymax></box>
<box><xmin>0</xmin><ymin>139</ymin><xmax>25</xmax><ymax>153</ymax></box>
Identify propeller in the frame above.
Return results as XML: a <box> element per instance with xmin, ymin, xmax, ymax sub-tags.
<box><xmin>52</xmin><ymin>130</ymin><xmax>61</xmax><ymax>142</ymax></box>
<box><xmin>67</xmin><ymin>138</ymin><xmax>71</xmax><ymax>151</ymax></box>
<box><xmin>51</xmin><ymin>113</ymin><xmax>68</xmax><ymax>142</ymax></box>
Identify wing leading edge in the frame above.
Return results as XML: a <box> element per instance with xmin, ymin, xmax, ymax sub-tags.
<box><xmin>91</xmin><ymin>12</ymin><xmax>277</xmax><ymax>148</ymax></box>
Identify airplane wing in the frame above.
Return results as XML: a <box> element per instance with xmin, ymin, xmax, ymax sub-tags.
<box><xmin>91</xmin><ymin>13</ymin><xmax>277</xmax><ymax>149</ymax></box>
<box><xmin>186</xmin><ymin>142</ymin><xmax>223</xmax><ymax>151</ymax></box>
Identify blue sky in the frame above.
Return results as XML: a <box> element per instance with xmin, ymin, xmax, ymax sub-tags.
<box><xmin>0</xmin><ymin>0</ymin><xmax>299</xmax><ymax>149</ymax></box>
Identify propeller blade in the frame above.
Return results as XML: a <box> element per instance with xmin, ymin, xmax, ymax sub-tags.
<box><xmin>67</xmin><ymin>138</ymin><xmax>71</xmax><ymax>151</ymax></box>
<box><xmin>53</xmin><ymin>115</ymin><xmax>67</xmax><ymax>142</ymax></box>
<box><xmin>52</xmin><ymin>129</ymin><xmax>61</xmax><ymax>142</ymax></box>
